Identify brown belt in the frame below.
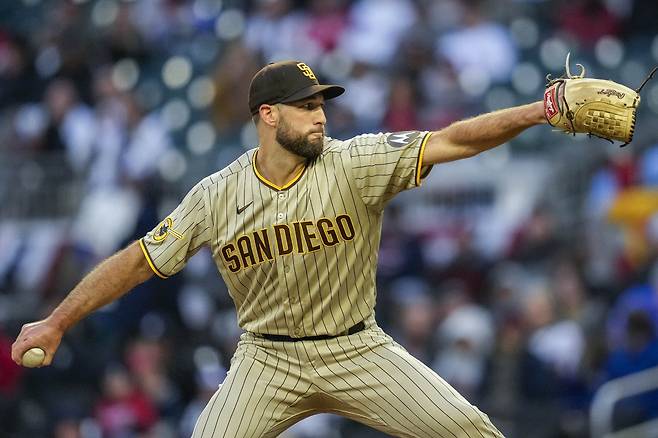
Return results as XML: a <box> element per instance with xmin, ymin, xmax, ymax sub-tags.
<box><xmin>258</xmin><ymin>321</ymin><xmax>365</xmax><ymax>342</ymax></box>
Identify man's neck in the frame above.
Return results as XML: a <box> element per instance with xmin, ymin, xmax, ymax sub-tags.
<box><xmin>255</xmin><ymin>142</ymin><xmax>307</xmax><ymax>188</ymax></box>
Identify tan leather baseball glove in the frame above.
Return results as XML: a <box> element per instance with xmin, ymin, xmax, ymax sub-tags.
<box><xmin>543</xmin><ymin>53</ymin><xmax>656</xmax><ymax>146</ymax></box>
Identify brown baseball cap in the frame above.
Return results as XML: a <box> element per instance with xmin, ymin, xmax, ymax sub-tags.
<box><xmin>248</xmin><ymin>60</ymin><xmax>345</xmax><ymax>115</ymax></box>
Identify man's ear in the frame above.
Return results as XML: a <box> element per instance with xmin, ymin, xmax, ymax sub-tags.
<box><xmin>259</xmin><ymin>104</ymin><xmax>278</xmax><ymax>127</ymax></box>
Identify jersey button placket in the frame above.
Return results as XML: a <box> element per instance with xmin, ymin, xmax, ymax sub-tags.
<box><xmin>276</xmin><ymin>192</ymin><xmax>286</xmax><ymax>222</ymax></box>
<box><xmin>275</xmin><ymin>191</ymin><xmax>296</xmax><ymax>333</ymax></box>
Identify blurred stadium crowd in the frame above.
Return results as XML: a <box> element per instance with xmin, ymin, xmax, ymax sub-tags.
<box><xmin>2</xmin><ymin>0</ymin><xmax>658</xmax><ymax>437</ymax></box>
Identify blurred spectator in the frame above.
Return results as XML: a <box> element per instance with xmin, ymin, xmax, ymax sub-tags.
<box><xmin>639</xmin><ymin>142</ymin><xmax>658</xmax><ymax>187</ymax></box>
<box><xmin>606</xmin><ymin>310</ymin><xmax>658</xmax><ymax>380</ymax></box>
<box><xmin>0</xmin><ymin>328</ymin><xmax>21</xmax><ymax>396</ymax></box>
<box><xmin>179</xmin><ymin>364</ymin><xmax>226</xmax><ymax>437</ymax></box>
<box><xmin>335</xmin><ymin>62</ymin><xmax>390</xmax><ymax>132</ymax></box>
<box><xmin>416</xmin><ymin>56</ymin><xmax>465</xmax><ymax>128</ymax></box>
<box><xmin>378</xmin><ymin>203</ymin><xmax>426</xmax><ymax>281</ymax></box>
<box><xmin>551</xmin><ymin>256</ymin><xmax>603</xmax><ymax>331</ymax></box>
<box><xmin>606</xmin><ymin>261</ymin><xmax>658</xmax><ymax>350</ymax></box>
<box><xmin>103</xmin><ymin>2</ymin><xmax>149</xmax><ymax>62</ymax></box>
<box><xmin>436</xmin><ymin>0</ymin><xmax>517</xmax><ymax>85</ymax></box>
<box><xmin>480</xmin><ymin>312</ymin><xmax>524</xmax><ymax>435</ymax></box>
<box><xmin>517</xmin><ymin>285</ymin><xmax>587</xmax><ymax>437</ymax></box>
<box><xmin>95</xmin><ymin>364</ymin><xmax>159</xmax><ymax>437</ymax></box>
<box><xmin>125</xmin><ymin>338</ymin><xmax>181</xmax><ymax>420</ymax></box>
<box><xmin>388</xmin><ymin>277</ymin><xmax>436</xmax><ymax>364</ymax></box>
<box><xmin>339</xmin><ymin>0</ymin><xmax>418</xmax><ymax>66</ymax></box>
<box><xmin>81</xmin><ymin>65</ymin><xmax>130</xmax><ymax>189</ymax></box>
<box><xmin>0</xmin><ymin>32</ymin><xmax>42</xmax><ymax>109</ymax></box>
<box><xmin>523</xmin><ymin>285</ymin><xmax>585</xmax><ymax>381</ymax></box>
<box><xmin>607</xmin><ymin>187</ymin><xmax>658</xmax><ymax>269</ymax></box>
<box><xmin>556</xmin><ymin>0</ymin><xmax>622</xmax><ymax>48</ymax></box>
<box><xmin>306</xmin><ymin>0</ymin><xmax>349</xmax><ymax>53</ymax></box>
<box><xmin>44</xmin><ymin>78</ymin><xmax>97</xmax><ymax>173</ymax></box>
<box><xmin>336</xmin><ymin>63</ymin><xmax>390</xmax><ymax>132</ymax></box>
<box><xmin>507</xmin><ymin>205</ymin><xmax>562</xmax><ymax>272</ymax></box>
<box><xmin>53</xmin><ymin>418</ymin><xmax>83</xmax><ymax>438</ymax></box>
<box><xmin>36</xmin><ymin>2</ymin><xmax>94</xmax><ymax>87</ymax></box>
<box><xmin>211</xmin><ymin>42</ymin><xmax>260</xmax><ymax>143</ymax></box>
<box><xmin>603</xmin><ymin>147</ymin><xmax>658</xmax><ymax>270</ymax></box>
<box><xmin>128</xmin><ymin>1</ymin><xmax>185</xmax><ymax>46</ymax></box>
<box><xmin>383</xmin><ymin>75</ymin><xmax>420</xmax><ymax>132</ymax></box>
<box><xmin>244</xmin><ymin>0</ymin><xmax>319</xmax><ymax>63</ymax></box>
<box><xmin>604</xmin><ymin>310</ymin><xmax>658</xmax><ymax>429</ymax></box>
<box><xmin>120</xmin><ymin>93</ymin><xmax>172</xmax><ymax>184</ymax></box>
<box><xmin>0</xmin><ymin>326</ymin><xmax>22</xmax><ymax>435</ymax></box>
<box><xmin>433</xmin><ymin>303</ymin><xmax>495</xmax><ymax>401</ymax></box>
<box><xmin>585</xmin><ymin>157</ymin><xmax>625</xmax><ymax>221</ymax></box>
<box><xmin>432</xmin><ymin>229</ymin><xmax>490</xmax><ymax>302</ymax></box>
<box><xmin>583</xmin><ymin>152</ymin><xmax>639</xmax><ymax>286</ymax></box>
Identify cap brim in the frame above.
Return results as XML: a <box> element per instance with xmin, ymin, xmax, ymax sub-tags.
<box><xmin>280</xmin><ymin>84</ymin><xmax>345</xmax><ymax>104</ymax></box>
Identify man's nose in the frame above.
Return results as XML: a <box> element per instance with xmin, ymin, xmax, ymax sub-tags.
<box><xmin>315</xmin><ymin>108</ymin><xmax>326</xmax><ymax>126</ymax></box>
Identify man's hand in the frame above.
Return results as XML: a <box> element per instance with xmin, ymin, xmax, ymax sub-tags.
<box><xmin>12</xmin><ymin>318</ymin><xmax>64</xmax><ymax>367</ymax></box>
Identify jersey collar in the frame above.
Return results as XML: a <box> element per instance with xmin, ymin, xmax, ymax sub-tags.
<box><xmin>252</xmin><ymin>149</ymin><xmax>307</xmax><ymax>191</ymax></box>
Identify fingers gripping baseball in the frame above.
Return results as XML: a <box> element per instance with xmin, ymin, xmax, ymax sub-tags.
<box><xmin>11</xmin><ymin>319</ymin><xmax>63</xmax><ymax>368</ymax></box>
<box><xmin>22</xmin><ymin>348</ymin><xmax>47</xmax><ymax>368</ymax></box>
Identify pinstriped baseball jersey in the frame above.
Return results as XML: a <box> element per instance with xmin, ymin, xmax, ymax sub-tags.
<box><xmin>139</xmin><ymin>131</ymin><xmax>431</xmax><ymax>337</ymax></box>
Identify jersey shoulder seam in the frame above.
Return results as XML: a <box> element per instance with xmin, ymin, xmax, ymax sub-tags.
<box><xmin>207</xmin><ymin>150</ymin><xmax>255</xmax><ymax>185</ymax></box>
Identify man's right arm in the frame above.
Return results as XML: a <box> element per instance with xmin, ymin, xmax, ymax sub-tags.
<box><xmin>11</xmin><ymin>240</ymin><xmax>154</xmax><ymax>366</ymax></box>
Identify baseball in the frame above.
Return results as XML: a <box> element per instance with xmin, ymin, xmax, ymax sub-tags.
<box><xmin>22</xmin><ymin>347</ymin><xmax>46</xmax><ymax>368</ymax></box>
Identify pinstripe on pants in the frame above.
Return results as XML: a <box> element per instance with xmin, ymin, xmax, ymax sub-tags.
<box><xmin>192</xmin><ymin>325</ymin><xmax>504</xmax><ymax>438</ymax></box>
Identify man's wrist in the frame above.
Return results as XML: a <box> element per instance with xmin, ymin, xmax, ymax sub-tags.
<box><xmin>531</xmin><ymin>101</ymin><xmax>548</xmax><ymax>125</ymax></box>
<box><xmin>46</xmin><ymin>313</ymin><xmax>70</xmax><ymax>333</ymax></box>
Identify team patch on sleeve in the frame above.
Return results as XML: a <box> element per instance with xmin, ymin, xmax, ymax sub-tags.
<box><xmin>386</xmin><ymin>131</ymin><xmax>422</xmax><ymax>148</ymax></box>
<box><xmin>152</xmin><ymin>217</ymin><xmax>184</xmax><ymax>243</ymax></box>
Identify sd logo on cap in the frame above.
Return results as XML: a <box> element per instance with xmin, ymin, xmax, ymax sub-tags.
<box><xmin>248</xmin><ymin>60</ymin><xmax>345</xmax><ymax>115</ymax></box>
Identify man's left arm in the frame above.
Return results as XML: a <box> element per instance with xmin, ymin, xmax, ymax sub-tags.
<box><xmin>423</xmin><ymin>101</ymin><xmax>546</xmax><ymax>165</ymax></box>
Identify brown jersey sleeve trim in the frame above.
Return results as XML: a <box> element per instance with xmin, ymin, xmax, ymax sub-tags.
<box><xmin>415</xmin><ymin>132</ymin><xmax>433</xmax><ymax>186</ymax></box>
<box><xmin>252</xmin><ymin>149</ymin><xmax>307</xmax><ymax>191</ymax></box>
<box><xmin>139</xmin><ymin>238</ymin><xmax>169</xmax><ymax>279</ymax></box>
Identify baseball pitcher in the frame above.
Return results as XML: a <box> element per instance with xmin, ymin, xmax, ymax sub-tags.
<box><xmin>12</xmin><ymin>58</ymin><xmax>643</xmax><ymax>437</ymax></box>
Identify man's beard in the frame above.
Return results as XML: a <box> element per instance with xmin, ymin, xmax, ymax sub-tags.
<box><xmin>276</xmin><ymin>117</ymin><xmax>324</xmax><ymax>159</ymax></box>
